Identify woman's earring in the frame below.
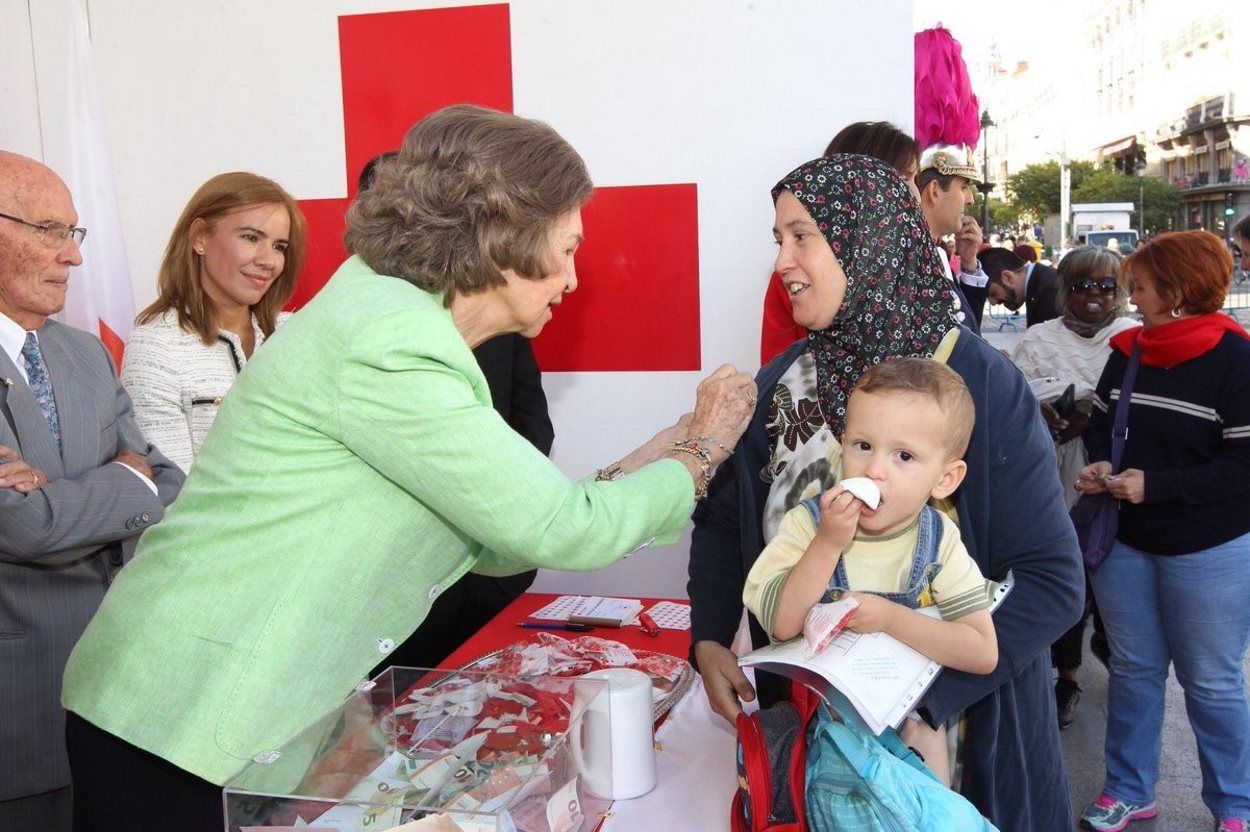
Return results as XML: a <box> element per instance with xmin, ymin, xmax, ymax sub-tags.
<box><xmin>1171</xmin><ymin>307</ymin><xmax>1182</xmax><ymax>318</ymax></box>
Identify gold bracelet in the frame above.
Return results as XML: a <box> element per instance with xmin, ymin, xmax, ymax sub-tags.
<box><xmin>668</xmin><ymin>442</ymin><xmax>712</xmax><ymax>500</ymax></box>
<box><xmin>595</xmin><ymin>461</ymin><xmax>625</xmax><ymax>482</ymax></box>
<box><xmin>672</xmin><ymin>438</ymin><xmax>713</xmax><ymax>463</ymax></box>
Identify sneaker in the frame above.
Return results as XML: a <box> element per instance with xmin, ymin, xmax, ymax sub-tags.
<box><xmin>1215</xmin><ymin>819</ymin><xmax>1248</xmax><ymax>832</ymax></box>
<box><xmin>1080</xmin><ymin>794</ymin><xmax>1159</xmax><ymax>831</ymax></box>
<box><xmin>1056</xmin><ymin>678</ymin><xmax>1082</xmax><ymax>729</ymax></box>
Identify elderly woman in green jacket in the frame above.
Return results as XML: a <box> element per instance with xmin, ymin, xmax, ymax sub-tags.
<box><xmin>62</xmin><ymin>105</ymin><xmax>756</xmax><ymax>832</ymax></box>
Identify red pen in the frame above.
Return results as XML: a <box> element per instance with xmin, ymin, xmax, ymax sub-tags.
<box><xmin>638</xmin><ymin>612</ymin><xmax>661</xmax><ymax>637</ymax></box>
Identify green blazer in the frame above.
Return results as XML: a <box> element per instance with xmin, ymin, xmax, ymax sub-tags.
<box><xmin>63</xmin><ymin>257</ymin><xmax>694</xmax><ymax>785</ymax></box>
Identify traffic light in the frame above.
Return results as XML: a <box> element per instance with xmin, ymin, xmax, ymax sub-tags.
<box><xmin>1226</xmin><ymin>192</ymin><xmax>1237</xmax><ymax>217</ymax></box>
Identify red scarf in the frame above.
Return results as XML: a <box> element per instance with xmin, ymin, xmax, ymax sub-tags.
<box><xmin>1110</xmin><ymin>313</ymin><xmax>1250</xmax><ymax>368</ymax></box>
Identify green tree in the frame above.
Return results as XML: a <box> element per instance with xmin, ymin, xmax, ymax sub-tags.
<box><xmin>1006</xmin><ymin>160</ymin><xmax>1097</xmax><ymax>218</ymax></box>
<box><xmin>1071</xmin><ymin>168</ymin><xmax>1180</xmax><ymax>234</ymax></box>
<box><xmin>987</xmin><ymin>197</ymin><xmax>1021</xmax><ymax>230</ymax></box>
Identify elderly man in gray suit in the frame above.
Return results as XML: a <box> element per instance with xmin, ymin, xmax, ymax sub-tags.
<box><xmin>0</xmin><ymin>151</ymin><xmax>183</xmax><ymax>831</ymax></box>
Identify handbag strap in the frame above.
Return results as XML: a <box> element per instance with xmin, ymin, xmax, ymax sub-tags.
<box><xmin>1110</xmin><ymin>343</ymin><xmax>1141</xmax><ymax>475</ymax></box>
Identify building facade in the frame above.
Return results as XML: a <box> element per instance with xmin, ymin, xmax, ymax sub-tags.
<box><xmin>969</xmin><ymin>0</ymin><xmax>1249</xmax><ymax>241</ymax></box>
<box><xmin>1089</xmin><ymin>0</ymin><xmax>1249</xmax><ymax>236</ymax></box>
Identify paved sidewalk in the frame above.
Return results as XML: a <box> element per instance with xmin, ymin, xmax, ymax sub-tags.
<box><xmin>1058</xmin><ymin>638</ymin><xmax>1250</xmax><ymax>831</ymax></box>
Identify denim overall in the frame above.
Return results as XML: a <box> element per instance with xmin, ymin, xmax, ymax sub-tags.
<box><xmin>798</xmin><ymin>499</ymin><xmax>944</xmax><ymax>609</ymax></box>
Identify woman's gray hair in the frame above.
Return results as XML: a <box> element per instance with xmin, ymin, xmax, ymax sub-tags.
<box><xmin>344</xmin><ymin>104</ymin><xmax>593</xmax><ymax>303</ymax></box>
<box><xmin>1056</xmin><ymin>245</ymin><xmax>1130</xmax><ymax>316</ymax></box>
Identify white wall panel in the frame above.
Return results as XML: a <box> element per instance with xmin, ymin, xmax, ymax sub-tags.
<box><xmin>17</xmin><ymin>0</ymin><xmax>914</xmax><ymax>597</ymax></box>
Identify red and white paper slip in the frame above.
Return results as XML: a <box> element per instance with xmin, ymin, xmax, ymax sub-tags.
<box><xmin>803</xmin><ymin>597</ymin><xmax>860</xmax><ymax>657</ymax></box>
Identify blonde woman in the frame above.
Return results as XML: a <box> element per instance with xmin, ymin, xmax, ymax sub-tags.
<box><xmin>122</xmin><ymin>172</ymin><xmax>306</xmax><ymax>471</ymax></box>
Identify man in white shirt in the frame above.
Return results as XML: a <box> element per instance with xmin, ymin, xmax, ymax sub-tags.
<box><xmin>0</xmin><ymin>151</ymin><xmax>183</xmax><ymax>831</ymax></box>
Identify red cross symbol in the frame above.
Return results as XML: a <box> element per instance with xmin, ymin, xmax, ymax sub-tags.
<box><xmin>291</xmin><ymin>4</ymin><xmax>700</xmax><ymax>371</ymax></box>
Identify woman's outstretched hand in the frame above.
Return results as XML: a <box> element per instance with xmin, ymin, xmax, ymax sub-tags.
<box><xmin>605</xmin><ymin>365</ymin><xmax>755</xmax><ymax>486</ymax></box>
<box><xmin>686</xmin><ymin>364</ymin><xmax>757</xmax><ymax>465</ymax></box>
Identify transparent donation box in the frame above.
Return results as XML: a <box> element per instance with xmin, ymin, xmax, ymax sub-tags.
<box><xmin>223</xmin><ymin>666</ymin><xmax>613</xmax><ymax>832</ymax></box>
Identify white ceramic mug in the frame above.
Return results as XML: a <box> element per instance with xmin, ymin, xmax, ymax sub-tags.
<box><xmin>569</xmin><ymin>668</ymin><xmax>657</xmax><ymax>800</ymax></box>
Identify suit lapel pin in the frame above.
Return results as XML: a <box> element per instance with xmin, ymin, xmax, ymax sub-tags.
<box><xmin>1</xmin><ymin>378</ymin><xmax>11</xmax><ymax>388</ymax></box>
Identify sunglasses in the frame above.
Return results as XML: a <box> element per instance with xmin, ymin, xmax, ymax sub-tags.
<box><xmin>1070</xmin><ymin>276</ymin><xmax>1118</xmax><ymax>294</ymax></box>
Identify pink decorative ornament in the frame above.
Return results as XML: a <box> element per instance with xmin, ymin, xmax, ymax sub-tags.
<box><xmin>915</xmin><ymin>25</ymin><xmax>983</xmax><ymax>181</ymax></box>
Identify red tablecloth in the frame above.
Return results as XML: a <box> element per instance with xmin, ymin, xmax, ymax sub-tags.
<box><xmin>439</xmin><ymin>593</ymin><xmax>691</xmax><ymax>669</ymax></box>
<box><xmin>434</xmin><ymin>594</ymin><xmax>710</xmax><ymax>832</ymax></box>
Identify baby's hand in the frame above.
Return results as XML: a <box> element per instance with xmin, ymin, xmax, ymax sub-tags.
<box><xmin>815</xmin><ymin>486</ymin><xmax>861</xmax><ymax>554</ymax></box>
<box><xmin>842</xmin><ymin>592</ymin><xmax>899</xmax><ymax>634</ymax></box>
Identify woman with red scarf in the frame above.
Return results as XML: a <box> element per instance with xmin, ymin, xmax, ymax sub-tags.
<box><xmin>1077</xmin><ymin>231</ymin><xmax>1250</xmax><ymax>832</ymax></box>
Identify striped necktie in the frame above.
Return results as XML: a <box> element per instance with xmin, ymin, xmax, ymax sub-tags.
<box><xmin>21</xmin><ymin>332</ymin><xmax>61</xmax><ymax>450</ymax></box>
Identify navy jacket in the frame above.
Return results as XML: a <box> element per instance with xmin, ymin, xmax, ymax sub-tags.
<box><xmin>689</xmin><ymin>329</ymin><xmax>1084</xmax><ymax>832</ymax></box>
<box><xmin>1084</xmin><ymin>330</ymin><xmax>1250</xmax><ymax>555</ymax></box>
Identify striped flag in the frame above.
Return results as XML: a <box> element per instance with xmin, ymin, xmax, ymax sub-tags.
<box><xmin>57</xmin><ymin>2</ymin><xmax>135</xmax><ymax>369</ymax></box>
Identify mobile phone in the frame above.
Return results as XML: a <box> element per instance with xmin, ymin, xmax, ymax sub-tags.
<box><xmin>1053</xmin><ymin>384</ymin><xmax>1077</xmax><ymax>419</ymax></box>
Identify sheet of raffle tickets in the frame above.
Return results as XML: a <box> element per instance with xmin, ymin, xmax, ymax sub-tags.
<box><xmin>642</xmin><ymin>601</ymin><xmax>691</xmax><ymax>631</ymax></box>
<box><xmin>529</xmin><ymin>595</ymin><xmax>639</xmax><ymax>624</ymax></box>
<box><xmin>530</xmin><ymin>597</ymin><xmax>691</xmax><ymax>630</ymax></box>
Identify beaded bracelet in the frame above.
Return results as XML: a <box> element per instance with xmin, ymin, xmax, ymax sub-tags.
<box><xmin>668</xmin><ymin>439</ymin><xmax>713</xmax><ymax>500</ymax></box>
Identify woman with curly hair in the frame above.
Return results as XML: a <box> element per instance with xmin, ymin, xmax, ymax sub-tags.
<box><xmin>63</xmin><ymin>105</ymin><xmax>757</xmax><ymax>831</ymax></box>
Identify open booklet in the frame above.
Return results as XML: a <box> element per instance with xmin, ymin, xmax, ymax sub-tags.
<box><xmin>738</xmin><ymin>573</ymin><xmax>1014</xmax><ymax>735</ymax></box>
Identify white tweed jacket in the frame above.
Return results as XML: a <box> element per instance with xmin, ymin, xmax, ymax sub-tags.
<box><xmin>121</xmin><ymin>310</ymin><xmax>287</xmax><ymax>472</ymax></box>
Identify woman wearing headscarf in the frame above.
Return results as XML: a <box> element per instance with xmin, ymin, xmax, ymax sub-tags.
<box><xmin>688</xmin><ymin>154</ymin><xmax>1084</xmax><ymax>832</ymax></box>
<box><xmin>62</xmin><ymin>105</ymin><xmax>757</xmax><ymax>832</ymax></box>
<box><xmin>1008</xmin><ymin>244</ymin><xmax>1136</xmax><ymax>729</ymax></box>
<box><xmin>758</xmin><ymin>121</ymin><xmax>923</xmax><ymax>363</ymax></box>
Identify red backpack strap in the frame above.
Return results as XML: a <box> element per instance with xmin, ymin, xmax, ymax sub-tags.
<box><xmin>790</xmin><ymin>681</ymin><xmax>821</xmax><ymax>721</ymax></box>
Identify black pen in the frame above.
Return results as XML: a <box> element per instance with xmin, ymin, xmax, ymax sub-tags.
<box><xmin>518</xmin><ymin>621</ymin><xmax>594</xmax><ymax>632</ymax></box>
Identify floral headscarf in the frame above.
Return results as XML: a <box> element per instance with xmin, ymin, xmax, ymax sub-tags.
<box><xmin>771</xmin><ymin>153</ymin><xmax>960</xmax><ymax>435</ymax></box>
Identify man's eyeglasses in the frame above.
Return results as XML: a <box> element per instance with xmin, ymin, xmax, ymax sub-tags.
<box><xmin>1070</xmin><ymin>276</ymin><xmax>1118</xmax><ymax>294</ymax></box>
<box><xmin>0</xmin><ymin>211</ymin><xmax>87</xmax><ymax>247</ymax></box>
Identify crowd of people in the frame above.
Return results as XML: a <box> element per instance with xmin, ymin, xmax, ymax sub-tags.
<box><xmin>2</xmin><ymin>102</ymin><xmax>1249</xmax><ymax>832</ymax></box>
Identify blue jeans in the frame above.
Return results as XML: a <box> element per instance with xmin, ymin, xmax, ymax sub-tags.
<box><xmin>1091</xmin><ymin>532</ymin><xmax>1250</xmax><ymax>817</ymax></box>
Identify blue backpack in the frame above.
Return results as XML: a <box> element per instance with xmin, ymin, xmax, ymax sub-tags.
<box><xmin>804</xmin><ymin>700</ymin><xmax>999</xmax><ymax>832</ymax></box>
